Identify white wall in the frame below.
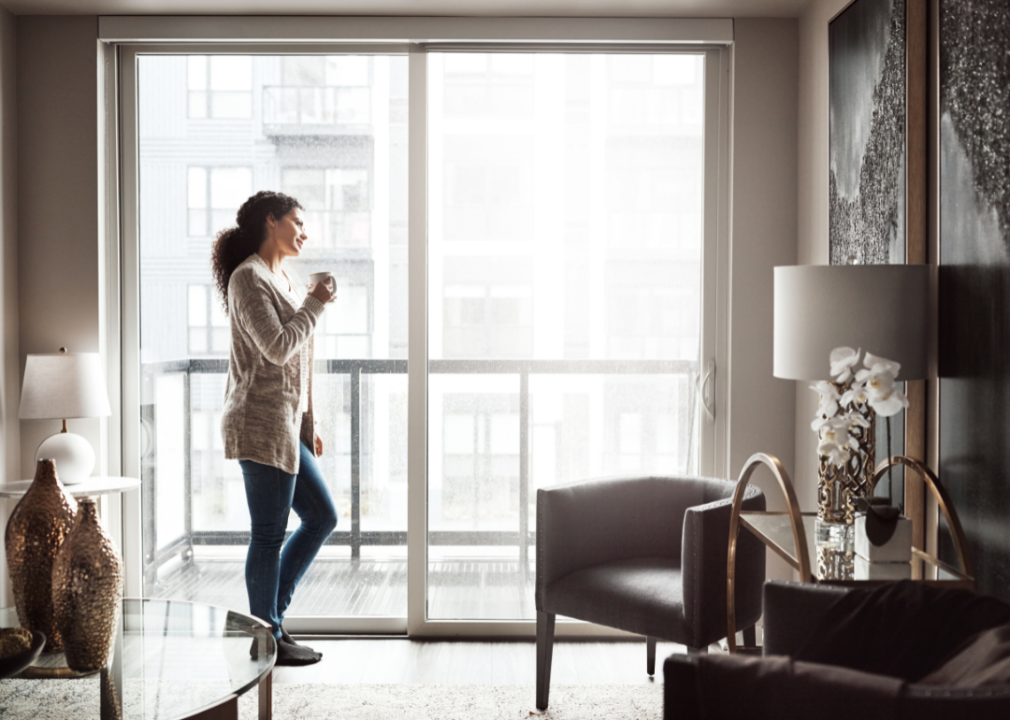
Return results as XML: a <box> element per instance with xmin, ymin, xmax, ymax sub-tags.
<box><xmin>0</xmin><ymin>6</ymin><xmax>18</xmax><ymax>607</ymax></box>
<box><xmin>16</xmin><ymin>16</ymin><xmax>102</xmax><ymax>480</ymax></box>
<box><xmin>794</xmin><ymin>0</ymin><xmax>850</xmax><ymax>509</ymax></box>
<box><xmin>729</xmin><ymin>18</ymin><xmax>799</xmax><ymax>581</ymax></box>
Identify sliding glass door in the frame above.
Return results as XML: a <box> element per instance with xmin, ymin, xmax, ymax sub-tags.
<box><xmin>426</xmin><ymin>52</ymin><xmax>706</xmax><ymax>620</ymax></box>
<box><xmin>120</xmin><ymin>43</ymin><xmax>725</xmax><ymax>634</ymax></box>
<box><xmin>130</xmin><ymin>52</ymin><xmax>410</xmax><ymax>626</ymax></box>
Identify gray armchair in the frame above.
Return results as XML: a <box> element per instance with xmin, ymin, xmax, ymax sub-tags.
<box><xmin>535</xmin><ymin>474</ymin><xmax>766</xmax><ymax>710</ymax></box>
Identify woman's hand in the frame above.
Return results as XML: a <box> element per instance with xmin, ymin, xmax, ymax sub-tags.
<box><xmin>314</xmin><ymin>431</ymin><xmax>324</xmax><ymax>457</ymax></box>
<box><xmin>308</xmin><ymin>280</ymin><xmax>336</xmax><ymax>305</ymax></box>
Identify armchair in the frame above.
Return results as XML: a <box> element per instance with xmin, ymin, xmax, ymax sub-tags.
<box><xmin>535</xmin><ymin>474</ymin><xmax>766</xmax><ymax>710</ymax></box>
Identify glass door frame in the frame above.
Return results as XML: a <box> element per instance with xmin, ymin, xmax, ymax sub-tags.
<box><xmin>113</xmin><ymin>37</ymin><xmax>731</xmax><ymax>638</ymax></box>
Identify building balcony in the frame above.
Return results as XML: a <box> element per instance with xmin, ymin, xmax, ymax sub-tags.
<box><xmin>262</xmin><ymin>85</ymin><xmax>372</xmax><ymax>135</ymax></box>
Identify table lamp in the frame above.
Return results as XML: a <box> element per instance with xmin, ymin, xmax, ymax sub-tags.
<box><xmin>773</xmin><ymin>265</ymin><xmax>929</xmax><ymax>382</ymax></box>
<box><xmin>19</xmin><ymin>348</ymin><xmax>112</xmax><ymax>485</ymax></box>
<box><xmin>773</xmin><ymin>264</ymin><xmax>930</xmax><ymax>526</ymax></box>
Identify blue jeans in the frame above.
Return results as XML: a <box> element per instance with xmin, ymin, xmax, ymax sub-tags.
<box><xmin>240</xmin><ymin>443</ymin><xmax>337</xmax><ymax>639</ymax></box>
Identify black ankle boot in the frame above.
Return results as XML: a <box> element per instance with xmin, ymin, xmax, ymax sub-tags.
<box><xmin>275</xmin><ymin>637</ymin><xmax>322</xmax><ymax>666</ymax></box>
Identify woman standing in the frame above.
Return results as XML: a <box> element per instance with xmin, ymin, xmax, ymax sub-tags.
<box><xmin>212</xmin><ymin>190</ymin><xmax>336</xmax><ymax>666</ymax></box>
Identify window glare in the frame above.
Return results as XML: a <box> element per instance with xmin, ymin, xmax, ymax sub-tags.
<box><xmin>187</xmin><ymin>56</ymin><xmax>207</xmax><ymax>90</ymax></box>
<box><xmin>210</xmin><ymin>168</ymin><xmax>252</xmax><ymax>211</ymax></box>
<box><xmin>210</xmin><ymin>56</ymin><xmax>252</xmax><ymax>91</ymax></box>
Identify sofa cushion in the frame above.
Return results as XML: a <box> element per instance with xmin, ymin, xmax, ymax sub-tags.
<box><xmin>921</xmin><ymin>623</ymin><xmax>1010</xmax><ymax>688</ymax></box>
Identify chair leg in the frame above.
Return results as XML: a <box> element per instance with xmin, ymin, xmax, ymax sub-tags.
<box><xmin>742</xmin><ymin>624</ymin><xmax>757</xmax><ymax>649</ymax></box>
<box><xmin>536</xmin><ymin>612</ymin><xmax>555</xmax><ymax>710</ymax></box>
<box><xmin>646</xmin><ymin>636</ymin><xmax>657</xmax><ymax>676</ymax></box>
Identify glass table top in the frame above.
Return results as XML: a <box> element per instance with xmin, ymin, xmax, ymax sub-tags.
<box><xmin>1</xmin><ymin>598</ymin><xmax>275</xmax><ymax>720</ymax></box>
<box><xmin>740</xmin><ymin>511</ymin><xmax>970</xmax><ymax>583</ymax></box>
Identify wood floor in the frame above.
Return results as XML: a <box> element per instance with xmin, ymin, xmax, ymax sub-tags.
<box><xmin>157</xmin><ymin>559</ymin><xmax>695</xmax><ymax>687</ymax></box>
<box><xmin>271</xmin><ymin>638</ymin><xmax>691</xmax><ymax>685</ymax></box>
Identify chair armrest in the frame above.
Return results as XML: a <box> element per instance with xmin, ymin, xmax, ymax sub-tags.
<box><xmin>681</xmin><ymin>482</ymin><xmax>765</xmax><ymax>647</ymax></box>
<box><xmin>762</xmin><ymin>580</ymin><xmax>849</xmax><ymax>657</ymax></box>
<box><xmin>663</xmin><ymin>653</ymin><xmax>703</xmax><ymax>720</ymax></box>
<box><xmin>535</xmin><ymin>475</ymin><xmax>712</xmax><ymax>610</ymax></box>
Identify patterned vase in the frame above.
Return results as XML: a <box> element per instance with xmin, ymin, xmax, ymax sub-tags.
<box><xmin>4</xmin><ymin>458</ymin><xmax>78</xmax><ymax>651</ymax></box>
<box><xmin>52</xmin><ymin>497</ymin><xmax>124</xmax><ymax>673</ymax></box>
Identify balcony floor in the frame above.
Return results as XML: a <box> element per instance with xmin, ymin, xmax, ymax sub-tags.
<box><xmin>152</xmin><ymin>557</ymin><xmax>537</xmax><ymax>620</ymax></box>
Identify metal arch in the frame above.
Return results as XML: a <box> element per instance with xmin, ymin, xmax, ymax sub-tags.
<box><xmin>870</xmin><ymin>455</ymin><xmax>975</xmax><ymax>583</ymax></box>
<box><xmin>726</xmin><ymin>452</ymin><xmax>811</xmax><ymax>654</ymax></box>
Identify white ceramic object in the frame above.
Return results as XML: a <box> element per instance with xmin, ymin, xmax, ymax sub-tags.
<box><xmin>854</xmin><ymin>554</ymin><xmax>911</xmax><ymax>581</ymax></box>
<box><xmin>36</xmin><ymin>432</ymin><xmax>95</xmax><ymax>485</ymax></box>
<box><xmin>855</xmin><ymin>513</ymin><xmax>913</xmax><ymax>563</ymax></box>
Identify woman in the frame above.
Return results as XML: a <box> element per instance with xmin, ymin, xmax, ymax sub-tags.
<box><xmin>212</xmin><ymin>190</ymin><xmax>336</xmax><ymax>666</ymax></box>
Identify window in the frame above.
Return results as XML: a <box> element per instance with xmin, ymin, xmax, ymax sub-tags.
<box><xmin>263</xmin><ymin>56</ymin><xmax>372</xmax><ymax>126</ymax></box>
<box><xmin>188</xmin><ymin>56</ymin><xmax>253</xmax><ymax>119</ymax></box>
<box><xmin>187</xmin><ymin>167</ymin><xmax>253</xmax><ymax>237</ymax></box>
<box><xmin>281</xmin><ymin>168</ymin><xmax>371</xmax><ymax>248</ymax></box>
<box><xmin>187</xmin><ymin>285</ymin><xmax>229</xmax><ymax>355</ymax></box>
<box><xmin>123</xmin><ymin>40</ymin><xmax>726</xmax><ymax>635</ymax></box>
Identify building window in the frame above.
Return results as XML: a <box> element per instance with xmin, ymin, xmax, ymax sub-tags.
<box><xmin>187</xmin><ymin>56</ymin><xmax>253</xmax><ymax>119</ymax></box>
<box><xmin>188</xmin><ymin>285</ymin><xmax>229</xmax><ymax>355</ymax></box>
<box><xmin>443</xmin><ymin>284</ymin><xmax>533</xmax><ymax>358</ymax></box>
<box><xmin>281</xmin><ymin>168</ymin><xmax>371</xmax><ymax>248</ymax></box>
<box><xmin>262</xmin><ymin>56</ymin><xmax>372</xmax><ymax>126</ymax></box>
<box><xmin>315</xmin><ymin>283</ymin><xmax>371</xmax><ymax>359</ymax></box>
<box><xmin>188</xmin><ymin>167</ymin><xmax>253</xmax><ymax>237</ymax></box>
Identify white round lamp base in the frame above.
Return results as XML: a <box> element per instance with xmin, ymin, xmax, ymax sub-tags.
<box><xmin>36</xmin><ymin>432</ymin><xmax>95</xmax><ymax>485</ymax></box>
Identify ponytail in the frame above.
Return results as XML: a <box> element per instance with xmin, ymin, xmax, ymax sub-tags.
<box><xmin>211</xmin><ymin>190</ymin><xmax>303</xmax><ymax>313</ymax></box>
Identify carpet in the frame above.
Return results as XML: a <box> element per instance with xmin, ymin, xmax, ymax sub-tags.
<box><xmin>0</xmin><ymin>680</ymin><xmax>663</xmax><ymax>719</ymax></box>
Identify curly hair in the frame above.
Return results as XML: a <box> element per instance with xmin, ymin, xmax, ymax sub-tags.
<box><xmin>211</xmin><ymin>190</ymin><xmax>303</xmax><ymax>313</ymax></box>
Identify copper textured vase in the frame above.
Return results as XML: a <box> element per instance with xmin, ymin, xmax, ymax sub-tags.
<box><xmin>4</xmin><ymin>458</ymin><xmax>78</xmax><ymax>651</ymax></box>
<box><xmin>52</xmin><ymin>497</ymin><xmax>124</xmax><ymax>673</ymax></box>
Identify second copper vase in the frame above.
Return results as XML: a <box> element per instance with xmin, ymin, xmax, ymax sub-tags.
<box><xmin>4</xmin><ymin>459</ymin><xmax>78</xmax><ymax>651</ymax></box>
<box><xmin>52</xmin><ymin>497</ymin><xmax>124</xmax><ymax>673</ymax></box>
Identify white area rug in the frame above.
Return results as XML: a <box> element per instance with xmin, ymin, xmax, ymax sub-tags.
<box><xmin>0</xmin><ymin>680</ymin><xmax>663</xmax><ymax>719</ymax></box>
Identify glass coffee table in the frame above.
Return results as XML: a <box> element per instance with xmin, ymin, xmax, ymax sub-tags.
<box><xmin>0</xmin><ymin>598</ymin><xmax>276</xmax><ymax>720</ymax></box>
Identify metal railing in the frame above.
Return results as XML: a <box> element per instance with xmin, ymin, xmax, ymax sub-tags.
<box><xmin>141</xmin><ymin>357</ymin><xmax>697</xmax><ymax>586</ymax></box>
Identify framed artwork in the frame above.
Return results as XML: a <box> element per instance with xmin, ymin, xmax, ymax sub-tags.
<box><xmin>937</xmin><ymin>0</ymin><xmax>1010</xmax><ymax>601</ymax></box>
<box><xmin>829</xmin><ymin>0</ymin><xmax>909</xmax><ymax>267</ymax></box>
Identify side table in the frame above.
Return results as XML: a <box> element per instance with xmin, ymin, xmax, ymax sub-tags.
<box><xmin>0</xmin><ymin>476</ymin><xmax>141</xmax><ymax>587</ymax></box>
<box><xmin>725</xmin><ymin>453</ymin><xmax>976</xmax><ymax>653</ymax></box>
<box><xmin>0</xmin><ymin>475</ymin><xmax>141</xmax><ymax>500</ymax></box>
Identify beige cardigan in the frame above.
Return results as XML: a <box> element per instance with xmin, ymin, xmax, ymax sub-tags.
<box><xmin>221</xmin><ymin>254</ymin><xmax>325</xmax><ymax>474</ymax></box>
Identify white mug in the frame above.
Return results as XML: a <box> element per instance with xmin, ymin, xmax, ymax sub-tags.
<box><xmin>308</xmin><ymin>271</ymin><xmax>336</xmax><ymax>293</ymax></box>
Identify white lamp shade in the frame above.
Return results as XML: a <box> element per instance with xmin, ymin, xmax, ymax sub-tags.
<box><xmin>773</xmin><ymin>265</ymin><xmax>930</xmax><ymax>381</ymax></box>
<box><xmin>19</xmin><ymin>352</ymin><xmax>112</xmax><ymax>419</ymax></box>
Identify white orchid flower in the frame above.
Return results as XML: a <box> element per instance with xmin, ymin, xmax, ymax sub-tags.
<box><xmin>854</xmin><ymin>353</ymin><xmax>908</xmax><ymax>417</ymax></box>
<box><xmin>830</xmin><ymin>346</ymin><xmax>861</xmax><ymax>382</ymax></box>
<box><xmin>865</xmin><ymin>379</ymin><xmax>909</xmax><ymax>417</ymax></box>
<box><xmin>839</xmin><ymin>380</ymin><xmax>867</xmax><ymax>409</ymax></box>
<box><xmin>855</xmin><ymin>352</ymin><xmax>902</xmax><ymax>383</ymax></box>
<box><xmin>818</xmin><ymin>436</ymin><xmax>851</xmax><ymax>468</ymax></box>
<box><xmin>821</xmin><ymin>415</ymin><xmax>860</xmax><ymax>444</ymax></box>
<box><xmin>810</xmin><ymin>380</ymin><xmax>840</xmax><ymax>420</ymax></box>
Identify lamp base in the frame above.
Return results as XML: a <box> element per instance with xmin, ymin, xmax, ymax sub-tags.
<box><xmin>36</xmin><ymin>432</ymin><xmax>95</xmax><ymax>485</ymax></box>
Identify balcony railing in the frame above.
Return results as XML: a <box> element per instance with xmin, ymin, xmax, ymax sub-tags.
<box><xmin>140</xmin><ymin>357</ymin><xmax>698</xmax><ymax>588</ymax></box>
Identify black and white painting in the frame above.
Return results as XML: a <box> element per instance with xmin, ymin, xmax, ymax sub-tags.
<box><xmin>938</xmin><ymin>0</ymin><xmax>1010</xmax><ymax>601</ymax></box>
<box><xmin>829</xmin><ymin>0</ymin><xmax>906</xmax><ymax>267</ymax></box>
